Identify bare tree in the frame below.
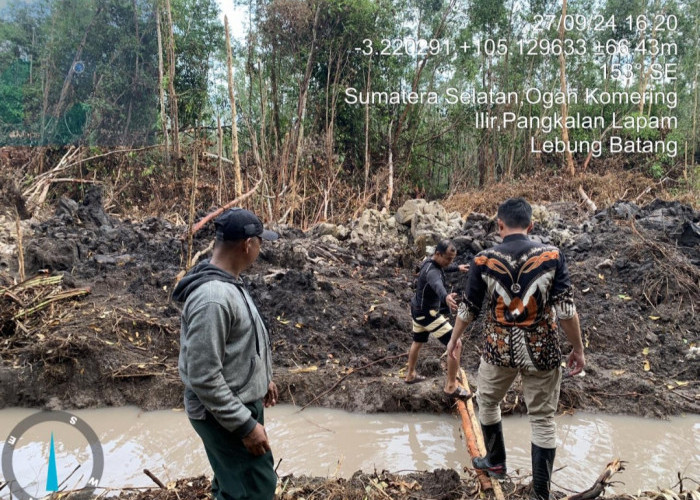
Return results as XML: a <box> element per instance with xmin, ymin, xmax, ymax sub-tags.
<box><xmin>225</xmin><ymin>15</ymin><xmax>243</xmax><ymax>198</ymax></box>
<box><xmin>382</xmin><ymin>120</ymin><xmax>394</xmax><ymax>210</ymax></box>
<box><xmin>364</xmin><ymin>56</ymin><xmax>372</xmax><ymax>196</ymax></box>
<box><xmin>558</xmin><ymin>0</ymin><xmax>575</xmax><ymax>176</ymax></box>
<box><xmin>164</xmin><ymin>0</ymin><xmax>180</xmax><ymax>158</ymax></box>
<box><xmin>54</xmin><ymin>6</ymin><xmax>103</xmax><ymax>120</ymax></box>
<box><xmin>156</xmin><ymin>1</ymin><xmax>169</xmax><ymax>162</ymax></box>
<box><xmin>288</xmin><ymin>4</ymin><xmax>321</xmax><ymax>222</ymax></box>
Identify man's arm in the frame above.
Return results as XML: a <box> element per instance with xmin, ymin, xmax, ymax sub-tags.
<box><xmin>445</xmin><ymin>263</ymin><xmax>470</xmax><ymax>273</ymax></box>
<box><xmin>560</xmin><ymin>312</ymin><xmax>585</xmax><ymax>376</ymax></box>
<box><xmin>552</xmin><ymin>250</ymin><xmax>585</xmax><ymax>376</ymax></box>
<box><xmin>426</xmin><ymin>266</ymin><xmax>450</xmax><ymax>306</ymax></box>
<box><xmin>446</xmin><ymin>260</ymin><xmax>484</xmax><ymax>358</ymax></box>
<box><xmin>447</xmin><ymin>306</ymin><xmax>474</xmax><ymax>359</ymax></box>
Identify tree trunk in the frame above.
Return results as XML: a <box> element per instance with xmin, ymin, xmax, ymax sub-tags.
<box><xmin>383</xmin><ymin>120</ymin><xmax>394</xmax><ymax>210</ymax></box>
<box><xmin>289</xmin><ymin>5</ymin><xmax>321</xmax><ymax>223</ymax></box>
<box><xmin>363</xmin><ymin>56</ymin><xmax>372</xmax><ymax>196</ymax></box>
<box><xmin>132</xmin><ymin>0</ymin><xmax>140</xmax><ymax>83</ymax></box>
<box><xmin>187</xmin><ymin>126</ymin><xmax>199</xmax><ymax>268</ymax></box>
<box><xmin>558</xmin><ymin>0</ymin><xmax>575</xmax><ymax>176</ymax></box>
<box><xmin>156</xmin><ymin>2</ymin><xmax>169</xmax><ymax>162</ymax></box>
<box><xmin>391</xmin><ymin>0</ymin><xmax>456</xmax><ymax>156</ymax></box>
<box><xmin>692</xmin><ymin>48</ymin><xmax>699</xmax><ymax>163</ymax></box>
<box><xmin>257</xmin><ymin>58</ymin><xmax>269</xmax><ymax>170</ymax></box>
<box><xmin>270</xmin><ymin>50</ymin><xmax>281</xmax><ymax>158</ymax></box>
<box><xmin>217</xmin><ymin>115</ymin><xmax>223</xmax><ymax>205</ymax></box>
<box><xmin>225</xmin><ymin>15</ymin><xmax>243</xmax><ymax>199</ymax></box>
<box><xmin>164</xmin><ymin>0</ymin><xmax>180</xmax><ymax>159</ymax></box>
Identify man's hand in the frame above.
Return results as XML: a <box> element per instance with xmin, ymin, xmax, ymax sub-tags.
<box><xmin>447</xmin><ymin>337</ymin><xmax>462</xmax><ymax>360</ymax></box>
<box><xmin>567</xmin><ymin>349</ymin><xmax>585</xmax><ymax>377</ymax></box>
<box><xmin>242</xmin><ymin>423</ymin><xmax>271</xmax><ymax>456</ymax></box>
<box><xmin>264</xmin><ymin>381</ymin><xmax>278</xmax><ymax>408</ymax></box>
<box><xmin>458</xmin><ymin>264</ymin><xmax>470</xmax><ymax>273</ymax></box>
<box><xmin>446</xmin><ymin>292</ymin><xmax>459</xmax><ymax>312</ymax></box>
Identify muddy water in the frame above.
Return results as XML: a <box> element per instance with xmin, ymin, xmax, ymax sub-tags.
<box><xmin>1</xmin><ymin>406</ymin><xmax>697</xmax><ymax>497</ymax></box>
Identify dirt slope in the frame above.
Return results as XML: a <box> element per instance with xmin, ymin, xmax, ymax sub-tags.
<box><xmin>1</xmin><ymin>189</ymin><xmax>697</xmax><ymax>419</ymax></box>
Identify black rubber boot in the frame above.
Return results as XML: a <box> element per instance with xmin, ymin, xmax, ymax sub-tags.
<box><xmin>472</xmin><ymin>421</ymin><xmax>507</xmax><ymax>479</ymax></box>
<box><xmin>531</xmin><ymin>443</ymin><xmax>556</xmax><ymax>500</ymax></box>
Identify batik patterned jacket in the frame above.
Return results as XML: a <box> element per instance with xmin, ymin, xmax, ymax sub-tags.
<box><xmin>458</xmin><ymin>234</ymin><xmax>576</xmax><ymax>371</ymax></box>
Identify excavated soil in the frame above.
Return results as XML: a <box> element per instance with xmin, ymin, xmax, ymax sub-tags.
<box><xmin>1</xmin><ymin>189</ymin><xmax>697</xmax><ymax>417</ymax></box>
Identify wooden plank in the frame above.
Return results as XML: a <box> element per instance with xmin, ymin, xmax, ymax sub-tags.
<box><xmin>457</xmin><ymin>368</ymin><xmax>506</xmax><ymax>500</ymax></box>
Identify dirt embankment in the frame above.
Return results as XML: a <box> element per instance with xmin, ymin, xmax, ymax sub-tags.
<box><xmin>0</xmin><ymin>188</ymin><xmax>698</xmax><ymax>419</ymax></box>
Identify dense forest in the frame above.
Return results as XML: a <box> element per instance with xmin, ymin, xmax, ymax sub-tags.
<box><xmin>0</xmin><ymin>0</ymin><xmax>698</xmax><ymax>225</ymax></box>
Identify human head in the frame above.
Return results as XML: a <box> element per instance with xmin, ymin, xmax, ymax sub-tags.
<box><xmin>433</xmin><ymin>239</ymin><xmax>456</xmax><ymax>268</ymax></box>
<box><xmin>497</xmin><ymin>198</ymin><xmax>533</xmax><ymax>235</ymax></box>
<box><xmin>212</xmin><ymin>208</ymin><xmax>278</xmax><ymax>272</ymax></box>
<box><xmin>214</xmin><ymin>208</ymin><xmax>278</xmax><ymax>242</ymax></box>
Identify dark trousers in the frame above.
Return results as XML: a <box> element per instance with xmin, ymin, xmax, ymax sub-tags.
<box><xmin>190</xmin><ymin>400</ymin><xmax>276</xmax><ymax>500</ymax></box>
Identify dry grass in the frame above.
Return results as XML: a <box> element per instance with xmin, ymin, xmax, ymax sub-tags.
<box><xmin>444</xmin><ymin>170</ymin><xmax>698</xmax><ymax>217</ymax></box>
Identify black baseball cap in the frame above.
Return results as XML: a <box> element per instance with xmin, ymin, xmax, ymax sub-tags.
<box><xmin>214</xmin><ymin>208</ymin><xmax>279</xmax><ymax>241</ymax></box>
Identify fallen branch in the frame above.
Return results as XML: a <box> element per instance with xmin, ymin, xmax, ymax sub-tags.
<box><xmin>456</xmin><ymin>368</ymin><xmax>505</xmax><ymax>500</ymax></box>
<box><xmin>192</xmin><ymin>239</ymin><xmax>215</xmax><ymax>264</ymax></box>
<box><xmin>578</xmin><ymin>185</ymin><xmax>597</xmax><ymax>212</ymax></box>
<box><xmin>48</xmin><ymin>178</ymin><xmax>103</xmax><ymax>185</ymax></box>
<box><xmin>22</xmin><ymin>145</ymin><xmax>162</xmax><ymax>211</ymax></box>
<box><xmin>562</xmin><ymin>459</ymin><xmax>625</xmax><ymax>500</ymax></box>
<box><xmin>298</xmin><ymin>353</ymin><xmax>408</xmax><ymax>411</ymax></box>
<box><xmin>13</xmin><ymin>288</ymin><xmax>90</xmax><ymax>319</ymax></box>
<box><xmin>113</xmin><ymin>307</ymin><xmax>176</xmax><ymax>333</ymax></box>
<box><xmin>15</xmin><ymin>210</ymin><xmax>24</xmax><ymax>282</ymax></box>
<box><xmin>143</xmin><ymin>469</ymin><xmax>166</xmax><ymax>489</ymax></box>
<box><xmin>203</xmin><ymin>152</ymin><xmax>234</xmax><ymax>165</ymax></box>
<box><xmin>57</xmin><ymin>464</ymin><xmax>81</xmax><ymax>490</ymax></box>
<box><xmin>186</xmin><ymin>176</ymin><xmax>263</xmax><ymax>239</ymax></box>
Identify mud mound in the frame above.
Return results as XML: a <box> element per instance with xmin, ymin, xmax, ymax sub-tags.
<box><xmin>0</xmin><ymin>191</ymin><xmax>697</xmax><ymax>417</ymax></box>
<box><xmin>25</xmin><ymin>187</ymin><xmax>182</xmax><ymax>301</ymax></box>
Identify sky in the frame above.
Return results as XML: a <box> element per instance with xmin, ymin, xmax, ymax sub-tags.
<box><xmin>216</xmin><ymin>0</ymin><xmax>247</xmax><ymax>42</ymax></box>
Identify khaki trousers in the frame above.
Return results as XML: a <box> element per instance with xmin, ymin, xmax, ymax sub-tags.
<box><xmin>476</xmin><ymin>360</ymin><xmax>562</xmax><ymax>449</ymax></box>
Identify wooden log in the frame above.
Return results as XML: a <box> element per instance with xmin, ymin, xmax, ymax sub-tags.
<box><xmin>578</xmin><ymin>185</ymin><xmax>597</xmax><ymax>212</ymax></box>
<box><xmin>456</xmin><ymin>368</ymin><xmax>505</xmax><ymax>500</ymax></box>
<box><xmin>456</xmin><ymin>398</ymin><xmax>491</xmax><ymax>492</ymax></box>
<box><xmin>562</xmin><ymin>459</ymin><xmax>625</xmax><ymax>500</ymax></box>
<box><xmin>186</xmin><ymin>177</ymin><xmax>263</xmax><ymax>238</ymax></box>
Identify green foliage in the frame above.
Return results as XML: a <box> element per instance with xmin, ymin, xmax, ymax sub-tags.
<box><xmin>141</xmin><ymin>164</ymin><xmax>157</xmax><ymax>177</ymax></box>
<box><xmin>649</xmin><ymin>163</ymin><xmax>664</xmax><ymax>179</ymax></box>
<box><xmin>1</xmin><ymin>0</ymin><xmax>697</xmax><ymax>202</ymax></box>
<box><xmin>0</xmin><ymin>60</ymin><xmax>28</xmax><ymax>125</ymax></box>
<box><xmin>171</xmin><ymin>0</ymin><xmax>224</xmax><ymax>127</ymax></box>
<box><xmin>0</xmin><ymin>0</ymin><xmax>159</xmax><ymax>146</ymax></box>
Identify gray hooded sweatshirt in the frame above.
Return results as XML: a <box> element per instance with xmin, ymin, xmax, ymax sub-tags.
<box><xmin>173</xmin><ymin>260</ymin><xmax>273</xmax><ymax>438</ymax></box>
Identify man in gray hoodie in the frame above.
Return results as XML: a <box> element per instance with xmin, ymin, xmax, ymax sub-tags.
<box><xmin>173</xmin><ymin>208</ymin><xmax>279</xmax><ymax>500</ymax></box>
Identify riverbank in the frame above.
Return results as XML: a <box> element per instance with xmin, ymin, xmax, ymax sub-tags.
<box><xmin>1</xmin><ymin>190</ymin><xmax>697</xmax><ymax>417</ymax></box>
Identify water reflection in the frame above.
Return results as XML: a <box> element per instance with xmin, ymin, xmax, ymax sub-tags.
<box><xmin>0</xmin><ymin>406</ymin><xmax>697</xmax><ymax>495</ymax></box>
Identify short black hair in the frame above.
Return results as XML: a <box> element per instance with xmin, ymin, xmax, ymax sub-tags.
<box><xmin>497</xmin><ymin>198</ymin><xmax>532</xmax><ymax>229</ymax></box>
<box><xmin>435</xmin><ymin>239</ymin><xmax>455</xmax><ymax>254</ymax></box>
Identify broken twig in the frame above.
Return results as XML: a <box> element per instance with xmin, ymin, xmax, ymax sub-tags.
<box><xmin>143</xmin><ymin>469</ymin><xmax>166</xmax><ymax>489</ymax></box>
<box><xmin>562</xmin><ymin>459</ymin><xmax>625</xmax><ymax>500</ymax></box>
